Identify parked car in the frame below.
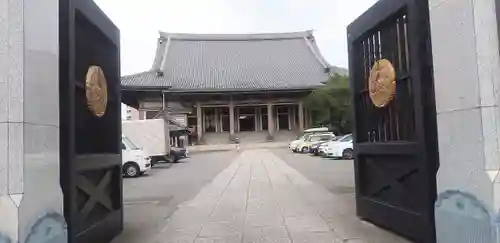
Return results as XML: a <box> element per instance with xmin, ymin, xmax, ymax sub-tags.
<box><xmin>303</xmin><ymin>127</ymin><xmax>329</xmax><ymax>134</ymax></box>
<box><xmin>171</xmin><ymin>146</ymin><xmax>188</xmax><ymax>160</ymax></box>
<box><xmin>297</xmin><ymin>133</ymin><xmax>335</xmax><ymax>153</ymax></box>
<box><xmin>289</xmin><ymin>134</ymin><xmax>311</xmax><ymax>152</ymax></box>
<box><xmin>309</xmin><ymin>139</ymin><xmax>333</xmax><ymax>156</ymax></box>
<box><xmin>324</xmin><ymin>134</ymin><xmax>353</xmax><ymax>159</ymax></box>
<box><xmin>121</xmin><ymin>136</ymin><xmax>152</xmax><ymax>178</ymax></box>
<box><xmin>318</xmin><ymin>134</ymin><xmax>349</xmax><ymax>156</ymax></box>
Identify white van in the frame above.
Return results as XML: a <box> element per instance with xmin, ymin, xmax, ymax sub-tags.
<box><xmin>122</xmin><ymin>136</ymin><xmax>152</xmax><ymax>177</ymax></box>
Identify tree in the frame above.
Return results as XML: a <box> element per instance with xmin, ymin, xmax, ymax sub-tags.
<box><xmin>304</xmin><ymin>74</ymin><xmax>352</xmax><ymax>134</ymax></box>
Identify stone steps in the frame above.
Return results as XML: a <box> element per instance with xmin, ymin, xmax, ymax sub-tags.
<box><xmin>202</xmin><ymin>131</ymin><xmax>298</xmax><ymax>145</ymax></box>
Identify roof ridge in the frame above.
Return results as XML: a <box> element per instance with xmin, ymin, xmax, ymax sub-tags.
<box><xmin>158</xmin><ymin>30</ymin><xmax>314</xmax><ymax>41</ymax></box>
<box><xmin>303</xmin><ymin>36</ymin><xmax>329</xmax><ymax>70</ymax></box>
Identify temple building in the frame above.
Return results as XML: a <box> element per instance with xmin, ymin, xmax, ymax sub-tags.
<box><xmin>121</xmin><ymin>30</ymin><xmax>346</xmax><ymax>145</ymax></box>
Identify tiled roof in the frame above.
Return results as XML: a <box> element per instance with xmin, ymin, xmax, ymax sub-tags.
<box><xmin>122</xmin><ymin>30</ymin><xmax>343</xmax><ymax>92</ymax></box>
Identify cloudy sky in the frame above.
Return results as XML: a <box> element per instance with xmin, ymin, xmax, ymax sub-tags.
<box><xmin>94</xmin><ymin>0</ymin><xmax>377</xmax><ymax>76</ymax></box>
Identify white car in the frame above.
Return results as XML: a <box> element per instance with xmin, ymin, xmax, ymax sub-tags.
<box><xmin>318</xmin><ymin>134</ymin><xmax>348</xmax><ymax>155</ymax></box>
<box><xmin>290</xmin><ymin>133</ymin><xmax>334</xmax><ymax>153</ymax></box>
<box><xmin>289</xmin><ymin>134</ymin><xmax>310</xmax><ymax>152</ymax></box>
<box><xmin>318</xmin><ymin>141</ymin><xmax>333</xmax><ymax>155</ymax></box>
<box><xmin>297</xmin><ymin>133</ymin><xmax>335</xmax><ymax>153</ymax></box>
<box><xmin>324</xmin><ymin>134</ymin><xmax>354</xmax><ymax>159</ymax></box>
<box><xmin>122</xmin><ymin>136</ymin><xmax>152</xmax><ymax>177</ymax></box>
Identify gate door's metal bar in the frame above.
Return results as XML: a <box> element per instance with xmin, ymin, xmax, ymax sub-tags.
<box><xmin>347</xmin><ymin>0</ymin><xmax>438</xmax><ymax>242</ymax></box>
<box><xmin>59</xmin><ymin>0</ymin><xmax>123</xmax><ymax>242</ymax></box>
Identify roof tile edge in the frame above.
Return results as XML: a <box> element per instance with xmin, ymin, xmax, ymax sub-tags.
<box><xmin>158</xmin><ymin>30</ymin><xmax>314</xmax><ymax>41</ymax></box>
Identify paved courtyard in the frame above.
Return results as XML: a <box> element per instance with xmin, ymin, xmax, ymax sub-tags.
<box><xmin>112</xmin><ymin>151</ymin><xmax>239</xmax><ymax>243</ymax></box>
<box><xmin>145</xmin><ymin>149</ymin><xmax>409</xmax><ymax>243</ymax></box>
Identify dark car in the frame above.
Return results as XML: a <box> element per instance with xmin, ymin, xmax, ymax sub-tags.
<box><xmin>171</xmin><ymin>147</ymin><xmax>187</xmax><ymax>160</ymax></box>
<box><xmin>150</xmin><ymin>147</ymin><xmax>187</xmax><ymax>167</ymax></box>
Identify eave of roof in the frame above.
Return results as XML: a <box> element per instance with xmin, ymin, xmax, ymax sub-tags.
<box><xmin>158</xmin><ymin>30</ymin><xmax>314</xmax><ymax>41</ymax></box>
<box><xmin>121</xmin><ymin>85</ymin><xmax>322</xmax><ymax>94</ymax></box>
<box><xmin>163</xmin><ymin>86</ymin><xmax>322</xmax><ymax>93</ymax></box>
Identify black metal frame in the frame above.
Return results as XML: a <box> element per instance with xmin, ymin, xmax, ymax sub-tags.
<box><xmin>59</xmin><ymin>0</ymin><xmax>123</xmax><ymax>242</ymax></box>
<box><xmin>347</xmin><ymin>0</ymin><xmax>438</xmax><ymax>242</ymax></box>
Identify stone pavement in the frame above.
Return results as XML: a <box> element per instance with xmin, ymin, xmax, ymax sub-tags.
<box><xmin>149</xmin><ymin>149</ymin><xmax>409</xmax><ymax>243</ymax></box>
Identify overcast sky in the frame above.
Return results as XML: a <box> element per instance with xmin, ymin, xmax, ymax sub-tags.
<box><xmin>94</xmin><ymin>0</ymin><xmax>377</xmax><ymax>76</ymax></box>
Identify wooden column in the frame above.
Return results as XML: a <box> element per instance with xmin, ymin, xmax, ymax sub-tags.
<box><xmin>260</xmin><ymin>107</ymin><xmax>264</xmax><ymax>131</ymax></box>
<box><xmin>288</xmin><ymin>106</ymin><xmax>292</xmax><ymax>130</ymax></box>
<box><xmin>214</xmin><ymin>108</ymin><xmax>220</xmax><ymax>132</ymax></box>
<box><xmin>307</xmin><ymin>108</ymin><xmax>312</xmax><ymax>128</ymax></box>
<box><xmin>267</xmin><ymin>103</ymin><xmax>274</xmax><ymax>137</ymax></box>
<box><xmin>229</xmin><ymin>101</ymin><xmax>235</xmax><ymax>136</ymax></box>
<box><xmin>276</xmin><ymin>109</ymin><xmax>280</xmax><ymax>131</ymax></box>
<box><xmin>254</xmin><ymin>107</ymin><xmax>259</xmax><ymax>132</ymax></box>
<box><xmin>236</xmin><ymin>107</ymin><xmax>240</xmax><ymax>132</ymax></box>
<box><xmin>139</xmin><ymin>110</ymin><xmax>146</xmax><ymax>120</ymax></box>
<box><xmin>196</xmin><ymin>103</ymin><xmax>203</xmax><ymax>143</ymax></box>
<box><xmin>304</xmin><ymin>108</ymin><xmax>308</xmax><ymax>129</ymax></box>
<box><xmin>298</xmin><ymin>102</ymin><xmax>304</xmax><ymax>132</ymax></box>
<box><xmin>219</xmin><ymin>108</ymin><xmax>223</xmax><ymax>132</ymax></box>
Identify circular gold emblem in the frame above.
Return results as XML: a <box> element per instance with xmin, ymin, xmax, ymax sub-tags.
<box><xmin>85</xmin><ymin>66</ymin><xmax>108</xmax><ymax>117</ymax></box>
<box><xmin>368</xmin><ymin>59</ymin><xmax>396</xmax><ymax>108</ymax></box>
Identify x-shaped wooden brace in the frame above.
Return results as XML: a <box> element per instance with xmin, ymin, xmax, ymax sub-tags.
<box><xmin>77</xmin><ymin>171</ymin><xmax>114</xmax><ymax>219</ymax></box>
<box><xmin>366</xmin><ymin>159</ymin><xmax>418</xmax><ymax>199</ymax></box>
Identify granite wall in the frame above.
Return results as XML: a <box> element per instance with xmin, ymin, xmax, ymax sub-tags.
<box><xmin>0</xmin><ymin>0</ymin><xmax>66</xmax><ymax>242</ymax></box>
<box><xmin>430</xmin><ymin>0</ymin><xmax>500</xmax><ymax>242</ymax></box>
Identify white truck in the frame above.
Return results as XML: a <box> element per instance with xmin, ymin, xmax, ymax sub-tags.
<box><xmin>122</xmin><ymin>119</ymin><xmax>178</xmax><ymax>166</ymax></box>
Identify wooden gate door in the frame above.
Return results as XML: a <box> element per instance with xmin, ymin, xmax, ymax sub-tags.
<box><xmin>347</xmin><ymin>0</ymin><xmax>438</xmax><ymax>242</ymax></box>
<box><xmin>59</xmin><ymin>0</ymin><xmax>123</xmax><ymax>242</ymax></box>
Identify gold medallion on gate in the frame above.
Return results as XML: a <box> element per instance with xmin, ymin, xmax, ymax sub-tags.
<box><xmin>85</xmin><ymin>65</ymin><xmax>108</xmax><ymax>117</ymax></box>
<box><xmin>368</xmin><ymin>59</ymin><xmax>396</xmax><ymax>108</ymax></box>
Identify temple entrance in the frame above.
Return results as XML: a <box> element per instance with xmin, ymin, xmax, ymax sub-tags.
<box><xmin>261</xmin><ymin>107</ymin><xmax>268</xmax><ymax>130</ymax></box>
<box><xmin>238</xmin><ymin>107</ymin><xmax>256</xmax><ymax>132</ymax></box>
<box><xmin>203</xmin><ymin>108</ymin><xmax>216</xmax><ymax>132</ymax></box>
<box><xmin>221</xmin><ymin>107</ymin><xmax>230</xmax><ymax>132</ymax></box>
<box><xmin>277</xmin><ymin>106</ymin><xmax>290</xmax><ymax>131</ymax></box>
<box><xmin>347</xmin><ymin>0</ymin><xmax>438</xmax><ymax>242</ymax></box>
<box><xmin>60</xmin><ymin>0</ymin><xmax>123</xmax><ymax>242</ymax></box>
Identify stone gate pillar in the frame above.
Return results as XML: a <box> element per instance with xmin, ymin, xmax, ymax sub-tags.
<box><xmin>430</xmin><ymin>0</ymin><xmax>500</xmax><ymax>242</ymax></box>
<box><xmin>0</xmin><ymin>0</ymin><xmax>66</xmax><ymax>242</ymax></box>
